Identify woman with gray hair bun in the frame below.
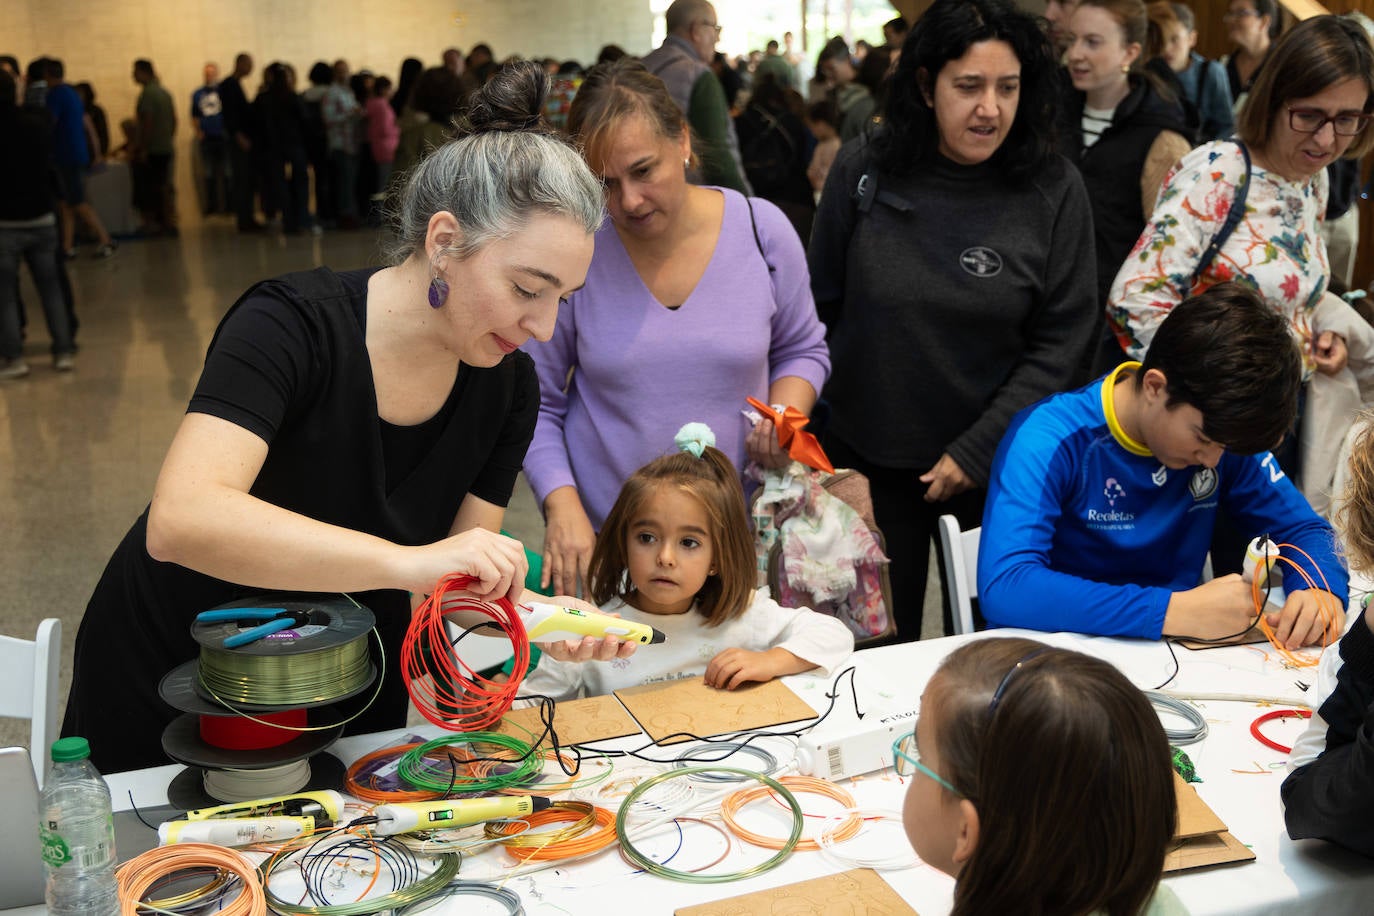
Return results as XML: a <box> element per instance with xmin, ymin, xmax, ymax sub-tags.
<box><xmin>64</xmin><ymin>61</ymin><xmax>630</xmax><ymax>774</ymax></box>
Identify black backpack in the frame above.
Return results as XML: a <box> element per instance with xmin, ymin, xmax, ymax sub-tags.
<box><xmin>738</xmin><ymin>105</ymin><xmax>800</xmax><ymax>198</ymax></box>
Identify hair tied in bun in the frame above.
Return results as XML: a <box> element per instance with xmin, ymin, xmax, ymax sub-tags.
<box><xmin>465</xmin><ymin>59</ymin><xmax>550</xmax><ymax>135</ymax></box>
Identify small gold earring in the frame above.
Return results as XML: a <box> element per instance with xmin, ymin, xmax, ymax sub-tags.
<box><xmin>684</xmin><ymin>157</ymin><xmax>690</xmax><ymax>168</ymax></box>
<box><xmin>1121</xmin><ymin>63</ymin><xmax>1130</xmax><ymax>73</ymax></box>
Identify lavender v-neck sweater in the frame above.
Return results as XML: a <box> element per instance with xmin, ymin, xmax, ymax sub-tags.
<box><xmin>523</xmin><ymin>189</ymin><xmax>830</xmax><ymax>529</ymax></box>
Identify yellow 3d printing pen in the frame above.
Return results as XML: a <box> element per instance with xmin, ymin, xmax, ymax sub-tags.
<box><xmin>183</xmin><ymin>789</ymin><xmax>345</xmax><ymax>826</ymax></box>
<box><xmin>371</xmin><ymin>795</ymin><xmax>553</xmax><ymax>836</ymax></box>
<box><xmin>516</xmin><ymin>602</ymin><xmax>666</xmax><ymax>645</ymax></box>
<box><xmin>159</xmin><ymin>815</ymin><xmax>315</xmax><ymax>846</ymax></box>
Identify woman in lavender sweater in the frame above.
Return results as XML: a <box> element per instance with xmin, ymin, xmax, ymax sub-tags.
<box><xmin>523</xmin><ymin>58</ymin><xmax>830</xmax><ymax>597</ymax></box>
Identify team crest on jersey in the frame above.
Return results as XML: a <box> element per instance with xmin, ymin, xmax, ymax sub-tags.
<box><xmin>1103</xmin><ymin>477</ymin><xmax>1125</xmax><ymax>506</ymax></box>
<box><xmin>1189</xmin><ymin>468</ymin><xmax>1218</xmax><ymax>500</ymax></box>
<box><xmin>1151</xmin><ymin>465</ymin><xmax>1168</xmax><ymax>487</ymax></box>
<box><xmin>959</xmin><ymin>247</ymin><xmax>1003</xmax><ymax>277</ymax></box>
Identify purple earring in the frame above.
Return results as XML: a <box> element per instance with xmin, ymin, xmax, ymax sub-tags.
<box><xmin>427</xmin><ymin>275</ymin><xmax>449</xmax><ymax>309</ymax></box>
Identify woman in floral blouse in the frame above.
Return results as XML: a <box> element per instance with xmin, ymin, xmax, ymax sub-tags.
<box><xmin>1108</xmin><ymin>15</ymin><xmax>1372</xmax><ymax>376</ymax></box>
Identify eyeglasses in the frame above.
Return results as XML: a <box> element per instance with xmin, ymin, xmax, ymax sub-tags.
<box><xmin>1287</xmin><ymin>106</ymin><xmax>1371</xmax><ymax>137</ymax></box>
<box><xmin>698</xmin><ymin>21</ymin><xmax>723</xmax><ymax>37</ymax></box>
<box><xmin>892</xmin><ymin>732</ymin><xmax>963</xmax><ymax>796</ymax></box>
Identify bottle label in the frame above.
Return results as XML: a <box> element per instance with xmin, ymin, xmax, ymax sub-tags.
<box><xmin>39</xmin><ymin>826</ymin><xmax>72</xmax><ymax>867</ymax></box>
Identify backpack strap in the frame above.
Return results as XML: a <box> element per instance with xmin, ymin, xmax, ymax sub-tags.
<box><xmin>745</xmin><ymin>196</ymin><xmax>776</xmax><ymax>275</ymax></box>
<box><xmin>1191</xmin><ymin>140</ymin><xmax>1251</xmax><ymax>288</ymax></box>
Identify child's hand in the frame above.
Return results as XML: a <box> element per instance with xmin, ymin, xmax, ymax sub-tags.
<box><xmin>539</xmin><ymin>634</ymin><xmax>638</xmax><ymax>664</ymax></box>
<box><xmin>705</xmin><ymin>647</ymin><xmax>810</xmax><ymax>690</ymax></box>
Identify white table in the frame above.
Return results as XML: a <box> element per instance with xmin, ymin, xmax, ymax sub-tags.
<box><xmin>12</xmin><ymin>629</ymin><xmax>1374</xmax><ymax>915</ymax></box>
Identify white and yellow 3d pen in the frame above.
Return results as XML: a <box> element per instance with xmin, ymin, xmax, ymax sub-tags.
<box><xmin>159</xmin><ymin>815</ymin><xmax>314</xmax><ymax>846</ymax></box>
<box><xmin>516</xmin><ymin>602</ymin><xmax>666</xmax><ymax>645</ymax></box>
<box><xmin>183</xmin><ymin>789</ymin><xmax>345</xmax><ymax>826</ymax></box>
<box><xmin>371</xmin><ymin>796</ymin><xmax>553</xmax><ymax>836</ymax></box>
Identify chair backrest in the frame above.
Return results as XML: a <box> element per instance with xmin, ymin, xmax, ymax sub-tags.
<box><xmin>0</xmin><ymin>619</ymin><xmax>61</xmax><ymax>786</ymax></box>
<box><xmin>938</xmin><ymin>516</ymin><xmax>981</xmax><ymax>636</ymax></box>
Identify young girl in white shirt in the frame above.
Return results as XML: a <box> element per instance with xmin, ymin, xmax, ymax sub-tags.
<box><xmin>521</xmin><ymin>424</ymin><xmax>853</xmax><ymax>701</ymax></box>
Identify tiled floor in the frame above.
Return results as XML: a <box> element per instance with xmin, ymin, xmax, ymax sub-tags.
<box><xmin>0</xmin><ymin>220</ymin><xmax>942</xmax><ymax>756</ymax></box>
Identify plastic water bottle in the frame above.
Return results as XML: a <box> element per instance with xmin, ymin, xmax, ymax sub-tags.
<box><xmin>40</xmin><ymin>737</ymin><xmax>119</xmax><ymax>916</ymax></box>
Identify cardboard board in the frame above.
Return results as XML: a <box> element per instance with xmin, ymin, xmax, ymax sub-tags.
<box><xmin>496</xmin><ymin>694</ymin><xmax>641</xmax><ymax>747</ymax></box>
<box><xmin>1162</xmin><ymin>773</ymin><xmax>1255</xmax><ymax>872</ymax></box>
<box><xmin>1173</xmin><ymin>772</ymin><xmax>1228</xmax><ymax>839</ymax></box>
<box><xmin>615</xmin><ymin>677</ymin><xmax>820</xmax><ymax>745</ymax></box>
<box><xmin>675</xmin><ymin>867</ymin><xmax>918</xmax><ymax>916</ymax></box>
<box><xmin>1165</xmin><ymin>831</ymin><xmax>1256</xmax><ymax>872</ymax></box>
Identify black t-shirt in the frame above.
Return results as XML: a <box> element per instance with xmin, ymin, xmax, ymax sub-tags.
<box><xmin>66</xmin><ymin>266</ymin><xmax>538</xmax><ymax>773</ymax></box>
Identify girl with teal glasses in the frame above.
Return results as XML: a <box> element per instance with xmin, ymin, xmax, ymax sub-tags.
<box><xmin>895</xmin><ymin>637</ymin><xmax>1182</xmax><ymax>915</ymax></box>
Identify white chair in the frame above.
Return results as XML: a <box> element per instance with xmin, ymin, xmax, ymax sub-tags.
<box><xmin>0</xmin><ymin>618</ymin><xmax>61</xmax><ymax>786</ymax></box>
<box><xmin>938</xmin><ymin>516</ymin><xmax>981</xmax><ymax>636</ymax></box>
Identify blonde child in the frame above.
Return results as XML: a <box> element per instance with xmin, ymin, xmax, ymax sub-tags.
<box><xmin>898</xmin><ymin>637</ymin><xmax>1183</xmax><ymax>915</ymax></box>
<box><xmin>1284</xmin><ymin>419</ymin><xmax>1374</xmax><ymax>856</ymax></box>
<box><xmin>521</xmin><ymin>425</ymin><xmax>854</xmax><ymax>701</ymax></box>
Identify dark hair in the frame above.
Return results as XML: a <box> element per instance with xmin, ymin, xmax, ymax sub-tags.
<box><xmin>74</xmin><ymin>82</ymin><xmax>94</xmax><ymax>105</ymax></box>
<box><xmin>0</xmin><ymin>71</ymin><xmax>15</xmax><ymax>113</ymax></box>
<box><xmin>856</xmin><ymin>44</ymin><xmax>892</xmax><ymax>94</ymax></box>
<box><xmin>926</xmin><ymin>638</ymin><xmax>1176</xmax><ymax>916</ymax></box>
<box><xmin>806</xmin><ymin>97</ymin><xmax>841</xmax><ymax>128</ymax></box>
<box><xmin>874</xmin><ymin>0</ymin><xmax>1058</xmax><ymax>182</ymax></box>
<box><xmin>26</xmin><ymin>57</ymin><xmax>48</xmax><ymax>83</ymax></box>
<box><xmin>134</xmin><ymin>58</ymin><xmax>154</xmax><ymax>76</ymax></box>
<box><xmin>1237</xmin><ymin>15</ymin><xmax>1374</xmax><ymax>159</ymax></box>
<box><xmin>409</xmin><ymin>66</ymin><xmax>465</xmax><ymax>122</ymax></box>
<box><xmin>308</xmin><ymin>61</ymin><xmax>332</xmax><ymax>87</ymax></box>
<box><xmin>1170</xmin><ymin>1</ymin><xmax>1195</xmax><ymax>32</ymax></box>
<box><xmin>597</xmin><ymin>44</ymin><xmax>628</xmax><ymax>64</ymax></box>
<box><xmin>569</xmin><ymin>57</ymin><xmax>690</xmax><ymax>170</ymax></box>
<box><xmin>47</xmin><ymin>58</ymin><xmax>65</xmax><ymax>80</ymax></box>
<box><xmin>1139</xmin><ymin>281</ymin><xmax>1302</xmax><ymax>453</ymax></box>
<box><xmin>0</xmin><ymin>55</ymin><xmax>19</xmax><ymax>73</ymax></box>
<box><xmin>1248</xmin><ymin>0</ymin><xmax>1282</xmax><ymax>39</ymax></box>
<box><xmin>394</xmin><ymin>57</ymin><xmax>423</xmax><ymax>112</ymax></box>
<box><xmin>819</xmin><ymin>35</ymin><xmax>851</xmax><ymax>65</ymax></box>
<box><xmin>767</xmin><ymin>40</ymin><xmax>780</xmax><ymax>52</ymax></box>
<box><xmin>588</xmin><ymin>446</ymin><xmax>755</xmax><ymax>625</ymax></box>
<box><xmin>885</xmin><ymin>15</ymin><xmax>911</xmax><ymax>36</ymax></box>
<box><xmin>374</xmin><ymin>75</ymin><xmax>393</xmax><ymax>96</ymax></box>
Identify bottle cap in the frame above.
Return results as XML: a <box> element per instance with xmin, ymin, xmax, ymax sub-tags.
<box><xmin>50</xmin><ymin>737</ymin><xmax>91</xmax><ymax>762</ymax></box>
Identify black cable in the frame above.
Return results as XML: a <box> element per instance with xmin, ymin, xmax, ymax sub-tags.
<box><xmin>1157</xmin><ymin>568</ymin><xmax>1276</xmax><ymax>690</ymax></box>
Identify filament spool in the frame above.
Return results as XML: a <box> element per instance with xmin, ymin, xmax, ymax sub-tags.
<box><xmin>167</xmin><ymin>753</ymin><xmax>347</xmax><ymax>809</ymax></box>
<box><xmin>189</xmin><ymin>595</ymin><xmax>377</xmax><ymax>709</ymax></box>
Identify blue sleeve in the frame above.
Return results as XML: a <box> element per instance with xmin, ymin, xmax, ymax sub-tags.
<box><xmin>1218</xmin><ymin>451</ymin><xmax>1349</xmax><ymax>602</ymax></box>
<box><xmin>978</xmin><ymin>412</ymin><xmax>1173</xmax><ymax>639</ymax></box>
<box><xmin>1201</xmin><ymin>62</ymin><xmax>1235</xmax><ymax>141</ymax></box>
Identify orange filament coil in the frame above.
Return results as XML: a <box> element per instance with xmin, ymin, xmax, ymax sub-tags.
<box><xmin>484</xmin><ymin>800</ymin><xmax>619</xmax><ymax>861</ymax></box>
<box><xmin>1253</xmin><ymin>544</ymin><xmax>1344</xmax><ymax>668</ymax></box>
<box><xmin>345</xmin><ymin>742</ymin><xmax>447</xmax><ymax>803</ymax></box>
<box><xmin>720</xmin><ymin>775</ymin><xmax>862</xmax><ymax>851</ymax></box>
<box><xmin>117</xmin><ymin>843</ymin><xmax>266</xmax><ymax>916</ymax></box>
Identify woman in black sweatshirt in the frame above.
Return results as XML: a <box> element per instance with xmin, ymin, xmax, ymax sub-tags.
<box><xmin>808</xmin><ymin>0</ymin><xmax>1098</xmax><ymax>640</ymax></box>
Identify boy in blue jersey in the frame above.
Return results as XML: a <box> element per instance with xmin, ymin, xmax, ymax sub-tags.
<box><xmin>979</xmin><ymin>283</ymin><xmax>1347</xmax><ymax>645</ymax></box>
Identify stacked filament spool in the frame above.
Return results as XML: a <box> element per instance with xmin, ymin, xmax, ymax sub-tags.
<box><xmin>158</xmin><ymin>595</ymin><xmax>377</xmax><ymax>807</ymax></box>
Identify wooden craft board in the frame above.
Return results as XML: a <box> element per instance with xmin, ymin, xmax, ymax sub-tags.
<box><xmin>1174</xmin><ymin>628</ymin><xmax>1269</xmax><ymax>650</ymax></box>
<box><xmin>675</xmin><ymin>867</ymin><xmax>918</xmax><ymax>915</ymax></box>
<box><xmin>614</xmin><ymin>676</ymin><xmax>820</xmax><ymax>745</ymax></box>
<box><xmin>496</xmin><ymin>694</ymin><xmax>641</xmax><ymax>747</ymax></box>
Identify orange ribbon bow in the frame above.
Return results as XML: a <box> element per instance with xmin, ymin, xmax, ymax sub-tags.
<box><xmin>746</xmin><ymin>397</ymin><xmax>834</xmax><ymax>473</ymax></box>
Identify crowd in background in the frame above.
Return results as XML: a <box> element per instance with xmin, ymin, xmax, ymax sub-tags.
<box><xmin>3</xmin><ymin>0</ymin><xmax>1372</xmax><ymax>634</ymax></box>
